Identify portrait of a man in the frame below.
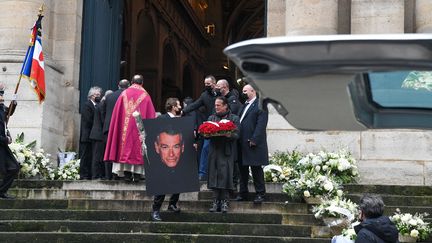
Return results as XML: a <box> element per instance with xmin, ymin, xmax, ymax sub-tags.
<box><xmin>154</xmin><ymin>129</ymin><xmax>184</xmax><ymax>168</ymax></box>
<box><xmin>143</xmin><ymin>116</ymin><xmax>199</xmax><ymax>195</ymax></box>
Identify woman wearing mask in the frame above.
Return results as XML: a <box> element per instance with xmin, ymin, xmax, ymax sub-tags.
<box><xmin>206</xmin><ymin>96</ymin><xmax>240</xmax><ymax>213</ymax></box>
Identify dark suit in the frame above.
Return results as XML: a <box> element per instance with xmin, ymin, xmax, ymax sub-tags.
<box><xmin>79</xmin><ymin>99</ymin><xmax>95</xmax><ymax>179</ymax></box>
<box><xmin>152</xmin><ymin>113</ymin><xmax>180</xmax><ymax>212</ymax></box>
<box><xmin>100</xmin><ymin>89</ymin><xmax>123</xmax><ymax>179</ymax></box>
<box><xmin>0</xmin><ymin>105</ymin><xmax>19</xmax><ymax>195</ymax></box>
<box><xmin>89</xmin><ymin>101</ymin><xmax>105</xmax><ymax>179</ymax></box>
<box><xmin>238</xmin><ymin>98</ymin><xmax>269</xmax><ymax>197</ymax></box>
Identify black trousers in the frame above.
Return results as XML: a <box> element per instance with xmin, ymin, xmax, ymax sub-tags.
<box><xmin>91</xmin><ymin>141</ymin><xmax>105</xmax><ymax>179</ymax></box>
<box><xmin>0</xmin><ymin>157</ymin><xmax>19</xmax><ymax>195</ymax></box>
<box><xmin>239</xmin><ymin>165</ymin><xmax>266</xmax><ymax>196</ymax></box>
<box><xmin>152</xmin><ymin>194</ymin><xmax>180</xmax><ymax>211</ymax></box>
<box><xmin>79</xmin><ymin>142</ymin><xmax>93</xmax><ymax>179</ymax></box>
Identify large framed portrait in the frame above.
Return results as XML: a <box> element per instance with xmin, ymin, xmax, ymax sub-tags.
<box><xmin>143</xmin><ymin>116</ymin><xmax>199</xmax><ymax>195</ymax></box>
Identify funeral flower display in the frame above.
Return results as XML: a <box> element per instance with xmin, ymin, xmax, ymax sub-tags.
<box><xmin>390</xmin><ymin>209</ymin><xmax>432</xmax><ymax>241</ymax></box>
<box><xmin>264</xmin><ymin>151</ymin><xmax>302</xmax><ymax>183</ymax></box>
<box><xmin>312</xmin><ymin>196</ymin><xmax>358</xmax><ymax>222</ymax></box>
<box><xmin>52</xmin><ymin>159</ymin><xmax>80</xmax><ymax>180</ymax></box>
<box><xmin>198</xmin><ymin>119</ymin><xmax>237</xmax><ymax>138</ymax></box>
<box><xmin>297</xmin><ymin>150</ymin><xmax>358</xmax><ymax>184</ymax></box>
<box><xmin>9</xmin><ymin>133</ymin><xmax>54</xmax><ymax>179</ymax></box>
<box><xmin>283</xmin><ymin>170</ymin><xmax>340</xmax><ymax>199</ymax></box>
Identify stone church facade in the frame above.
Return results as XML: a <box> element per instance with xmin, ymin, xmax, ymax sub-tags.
<box><xmin>0</xmin><ymin>0</ymin><xmax>431</xmax><ymax>185</ymax></box>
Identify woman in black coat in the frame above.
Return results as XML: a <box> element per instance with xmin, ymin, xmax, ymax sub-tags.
<box><xmin>206</xmin><ymin>96</ymin><xmax>240</xmax><ymax>213</ymax></box>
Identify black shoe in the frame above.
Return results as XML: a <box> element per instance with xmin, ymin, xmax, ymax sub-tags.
<box><xmin>209</xmin><ymin>200</ymin><xmax>221</xmax><ymax>213</ymax></box>
<box><xmin>220</xmin><ymin>200</ymin><xmax>228</xmax><ymax>213</ymax></box>
<box><xmin>167</xmin><ymin>204</ymin><xmax>181</xmax><ymax>213</ymax></box>
<box><xmin>253</xmin><ymin>195</ymin><xmax>265</xmax><ymax>204</ymax></box>
<box><xmin>235</xmin><ymin>195</ymin><xmax>248</xmax><ymax>201</ymax></box>
<box><xmin>151</xmin><ymin>211</ymin><xmax>162</xmax><ymax>221</ymax></box>
<box><xmin>0</xmin><ymin>194</ymin><xmax>15</xmax><ymax>200</ymax></box>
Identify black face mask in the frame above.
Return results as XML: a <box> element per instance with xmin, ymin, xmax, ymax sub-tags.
<box><xmin>240</xmin><ymin>93</ymin><xmax>249</xmax><ymax>101</ymax></box>
<box><xmin>0</xmin><ymin>91</ymin><xmax>4</xmax><ymax>96</ymax></box>
<box><xmin>94</xmin><ymin>97</ymin><xmax>101</xmax><ymax>103</ymax></box>
<box><xmin>205</xmin><ymin>86</ymin><xmax>213</xmax><ymax>93</ymax></box>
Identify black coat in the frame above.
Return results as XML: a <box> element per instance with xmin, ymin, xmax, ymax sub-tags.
<box><xmin>89</xmin><ymin>102</ymin><xmax>104</xmax><ymax>141</ymax></box>
<box><xmin>354</xmin><ymin>216</ymin><xmax>399</xmax><ymax>243</ymax></box>
<box><xmin>226</xmin><ymin>91</ymin><xmax>242</xmax><ymax>116</ymax></box>
<box><xmin>0</xmin><ymin>105</ymin><xmax>18</xmax><ymax>174</ymax></box>
<box><xmin>182</xmin><ymin>89</ymin><xmax>217</xmax><ymax>119</ymax></box>
<box><xmin>101</xmin><ymin>89</ymin><xmax>124</xmax><ymax>136</ymax></box>
<box><xmin>207</xmin><ymin>112</ymin><xmax>240</xmax><ymax>190</ymax></box>
<box><xmin>80</xmin><ymin>100</ymin><xmax>95</xmax><ymax>143</ymax></box>
<box><xmin>238</xmin><ymin>99</ymin><xmax>269</xmax><ymax>166</ymax></box>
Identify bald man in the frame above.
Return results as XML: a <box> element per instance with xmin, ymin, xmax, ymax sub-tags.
<box><xmin>215</xmin><ymin>79</ymin><xmax>242</xmax><ymax>115</ymax></box>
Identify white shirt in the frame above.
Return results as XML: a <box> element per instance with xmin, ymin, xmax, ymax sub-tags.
<box><xmin>240</xmin><ymin>97</ymin><xmax>256</xmax><ymax>123</ymax></box>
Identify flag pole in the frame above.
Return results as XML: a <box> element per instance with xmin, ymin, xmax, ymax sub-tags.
<box><xmin>6</xmin><ymin>4</ymin><xmax>44</xmax><ymax>125</ymax></box>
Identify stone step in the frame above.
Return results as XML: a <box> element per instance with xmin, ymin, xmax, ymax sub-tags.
<box><xmin>0</xmin><ymin>220</ymin><xmax>314</xmax><ymax>237</ymax></box>
<box><xmin>0</xmin><ymin>232</ymin><xmax>331</xmax><ymax>243</ymax></box>
<box><xmin>347</xmin><ymin>194</ymin><xmax>432</xmax><ymax>207</ymax></box>
<box><xmin>0</xmin><ymin>199</ymin><xmax>309</xmax><ymax>214</ymax></box>
<box><xmin>344</xmin><ymin>184</ymin><xmax>432</xmax><ymax>196</ymax></box>
<box><xmin>0</xmin><ymin>209</ymin><xmax>318</xmax><ymax>225</ymax></box>
<box><xmin>8</xmin><ymin>188</ymin><xmax>294</xmax><ymax>202</ymax></box>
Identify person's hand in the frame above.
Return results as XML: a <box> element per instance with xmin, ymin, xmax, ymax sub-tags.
<box><xmin>248</xmin><ymin>140</ymin><xmax>256</xmax><ymax>147</ymax></box>
<box><xmin>7</xmin><ymin>136</ymin><xmax>12</xmax><ymax>144</ymax></box>
<box><xmin>193</xmin><ymin>143</ymin><xmax>198</xmax><ymax>151</ymax></box>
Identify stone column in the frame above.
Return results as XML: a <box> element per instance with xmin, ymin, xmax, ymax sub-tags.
<box><xmin>351</xmin><ymin>0</ymin><xmax>404</xmax><ymax>34</ymax></box>
<box><xmin>415</xmin><ymin>0</ymin><xmax>432</xmax><ymax>33</ymax></box>
<box><xmin>267</xmin><ymin>0</ymin><xmax>286</xmax><ymax>37</ymax></box>
<box><xmin>285</xmin><ymin>0</ymin><xmax>338</xmax><ymax>35</ymax></box>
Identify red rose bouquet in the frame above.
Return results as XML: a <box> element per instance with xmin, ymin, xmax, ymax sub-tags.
<box><xmin>198</xmin><ymin>119</ymin><xmax>237</xmax><ymax>138</ymax></box>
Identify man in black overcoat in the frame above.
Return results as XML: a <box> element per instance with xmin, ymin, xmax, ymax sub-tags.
<box><xmin>79</xmin><ymin>86</ymin><xmax>102</xmax><ymax>180</ymax></box>
<box><xmin>236</xmin><ymin>84</ymin><xmax>269</xmax><ymax>204</ymax></box>
<box><xmin>100</xmin><ymin>79</ymin><xmax>129</xmax><ymax>179</ymax></box>
<box><xmin>0</xmin><ymin>87</ymin><xmax>19</xmax><ymax>199</ymax></box>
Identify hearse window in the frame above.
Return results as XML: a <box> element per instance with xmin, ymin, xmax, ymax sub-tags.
<box><xmin>368</xmin><ymin>71</ymin><xmax>432</xmax><ymax>109</ymax></box>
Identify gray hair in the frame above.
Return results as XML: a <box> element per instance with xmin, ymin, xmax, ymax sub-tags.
<box><xmin>359</xmin><ymin>194</ymin><xmax>385</xmax><ymax>219</ymax></box>
<box><xmin>87</xmin><ymin>86</ymin><xmax>102</xmax><ymax>99</ymax></box>
<box><xmin>217</xmin><ymin>79</ymin><xmax>229</xmax><ymax>88</ymax></box>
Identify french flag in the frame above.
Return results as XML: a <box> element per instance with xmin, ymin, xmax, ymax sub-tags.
<box><xmin>21</xmin><ymin>15</ymin><xmax>45</xmax><ymax>103</ymax></box>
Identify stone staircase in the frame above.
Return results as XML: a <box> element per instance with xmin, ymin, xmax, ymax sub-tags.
<box><xmin>0</xmin><ymin>180</ymin><xmax>430</xmax><ymax>242</ymax></box>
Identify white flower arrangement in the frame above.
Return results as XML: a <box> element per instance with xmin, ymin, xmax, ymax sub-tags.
<box><xmin>297</xmin><ymin>149</ymin><xmax>358</xmax><ymax>184</ymax></box>
<box><xmin>284</xmin><ymin>170</ymin><xmax>340</xmax><ymax>198</ymax></box>
<box><xmin>9</xmin><ymin>133</ymin><xmax>55</xmax><ymax>179</ymax></box>
<box><xmin>264</xmin><ymin>151</ymin><xmax>302</xmax><ymax>183</ymax></box>
<box><xmin>390</xmin><ymin>209</ymin><xmax>432</xmax><ymax>241</ymax></box>
<box><xmin>53</xmin><ymin>159</ymin><xmax>80</xmax><ymax>180</ymax></box>
<box><xmin>312</xmin><ymin>196</ymin><xmax>358</xmax><ymax>221</ymax></box>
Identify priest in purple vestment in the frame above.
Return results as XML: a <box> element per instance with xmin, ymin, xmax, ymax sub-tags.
<box><xmin>104</xmin><ymin>74</ymin><xmax>156</xmax><ymax>181</ymax></box>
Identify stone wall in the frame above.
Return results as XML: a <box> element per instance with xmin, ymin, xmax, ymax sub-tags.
<box><xmin>0</xmin><ymin>0</ymin><xmax>82</xmax><ymax>159</ymax></box>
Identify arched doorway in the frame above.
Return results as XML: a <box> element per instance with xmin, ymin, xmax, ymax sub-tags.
<box><xmin>134</xmin><ymin>10</ymin><xmax>158</xmax><ymax>103</ymax></box>
<box><xmin>161</xmin><ymin>43</ymin><xmax>180</xmax><ymax>109</ymax></box>
<box><xmin>182</xmin><ymin>64</ymin><xmax>194</xmax><ymax>99</ymax></box>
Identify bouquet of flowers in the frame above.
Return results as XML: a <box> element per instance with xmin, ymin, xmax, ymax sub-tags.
<box><xmin>283</xmin><ymin>170</ymin><xmax>340</xmax><ymax>199</ymax></box>
<box><xmin>264</xmin><ymin>151</ymin><xmax>302</xmax><ymax>183</ymax></box>
<box><xmin>297</xmin><ymin>149</ymin><xmax>358</xmax><ymax>184</ymax></box>
<box><xmin>312</xmin><ymin>196</ymin><xmax>358</xmax><ymax>222</ymax></box>
<box><xmin>198</xmin><ymin>119</ymin><xmax>236</xmax><ymax>138</ymax></box>
<box><xmin>9</xmin><ymin>133</ymin><xmax>55</xmax><ymax>179</ymax></box>
<box><xmin>390</xmin><ymin>209</ymin><xmax>432</xmax><ymax>241</ymax></box>
<box><xmin>52</xmin><ymin>159</ymin><xmax>80</xmax><ymax>180</ymax></box>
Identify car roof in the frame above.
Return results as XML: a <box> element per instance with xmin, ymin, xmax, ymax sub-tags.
<box><xmin>224</xmin><ymin>34</ymin><xmax>432</xmax><ymax>130</ymax></box>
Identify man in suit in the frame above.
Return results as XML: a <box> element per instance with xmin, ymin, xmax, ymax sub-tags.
<box><xmin>79</xmin><ymin>86</ymin><xmax>102</xmax><ymax>180</ymax></box>
<box><xmin>151</xmin><ymin>97</ymin><xmax>183</xmax><ymax>221</ymax></box>
<box><xmin>236</xmin><ymin>84</ymin><xmax>269</xmax><ymax>204</ymax></box>
<box><xmin>100</xmin><ymin>79</ymin><xmax>130</xmax><ymax>180</ymax></box>
<box><xmin>0</xmin><ymin>84</ymin><xmax>19</xmax><ymax>199</ymax></box>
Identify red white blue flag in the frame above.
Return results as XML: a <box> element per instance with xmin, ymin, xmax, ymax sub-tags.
<box><xmin>21</xmin><ymin>15</ymin><xmax>45</xmax><ymax>103</ymax></box>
